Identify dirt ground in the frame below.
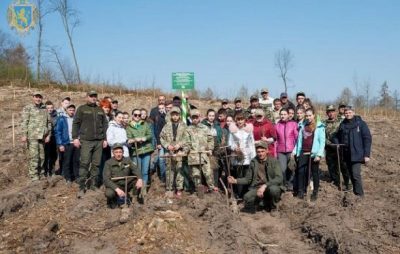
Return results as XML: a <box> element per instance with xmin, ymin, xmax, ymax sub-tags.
<box><xmin>0</xmin><ymin>85</ymin><xmax>399</xmax><ymax>254</ymax></box>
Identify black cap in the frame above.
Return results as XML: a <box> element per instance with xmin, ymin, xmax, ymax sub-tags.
<box><xmin>112</xmin><ymin>100</ymin><xmax>118</xmax><ymax>104</ymax></box>
<box><xmin>280</xmin><ymin>92</ymin><xmax>288</xmax><ymax>98</ymax></box>
<box><xmin>296</xmin><ymin>91</ymin><xmax>306</xmax><ymax>97</ymax></box>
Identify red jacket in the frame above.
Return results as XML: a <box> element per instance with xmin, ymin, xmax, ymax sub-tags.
<box><xmin>275</xmin><ymin>120</ymin><xmax>298</xmax><ymax>153</ymax></box>
<box><xmin>251</xmin><ymin>119</ymin><xmax>277</xmax><ymax>157</ymax></box>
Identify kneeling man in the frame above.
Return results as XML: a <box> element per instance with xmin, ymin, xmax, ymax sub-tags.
<box><xmin>103</xmin><ymin>143</ymin><xmax>143</xmax><ymax>208</ymax></box>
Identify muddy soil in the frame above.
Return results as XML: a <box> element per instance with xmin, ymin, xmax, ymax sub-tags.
<box><xmin>0</xmin><ymin>85</ymin><xmax>399</xmax><ymax>253</ymax></box>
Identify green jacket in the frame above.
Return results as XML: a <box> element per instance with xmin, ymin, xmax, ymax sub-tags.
<box><xmin>21</xmin><ymin>103</ymin><xmax>52</xmax><ymax>140</ymax></box>
<box><xmin>126</xmin><ymin>120</ymin><xmax>154</xmax><ymax>155</ymax></box>
<box><xmin>103</xmin><ymin>157</ymin><xmax>142</xmax><ymax>190</ymax></box>
<box><xmin>72</xmin><ymin>103</ymin><xmax>108</xmax><ymax>141</ymax></box>
<box><xmin>186</xmin><ymin>123</ymin><xmax>214</xmax><ymax>165</ymax></box>
<box><xmin>237</xmin><ymin>157</ymin><xmax>283</xmax><ymax>190</ymax></box>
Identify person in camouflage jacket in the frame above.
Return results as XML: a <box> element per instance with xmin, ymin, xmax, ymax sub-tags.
<box><xmin>187</xmin><ymin>109</ymin><xmax>217</xmax><ymax>192</ymax></box>
<box><xmin>324</xmin><ymin>105</ymin><xmax>350</xmax><ymax>189</ymax></box>
<box><xmin>21</xmin><ymin>93</ymin><xmax>52</xmax><ymax>181</ymax></box>
<box><xmin>160</xmin><ymin>107</ymin><xmax>190</xmax><ymax>196</ymax></box>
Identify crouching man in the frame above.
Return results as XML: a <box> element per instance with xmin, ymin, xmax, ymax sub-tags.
<box><xmin>228</xmin><ymin>141</ymin><xmax>283</xmax><ymax>215</ymax></box>
<box><xmin>103</xmin><ymin>143</ymin><xmax>143</xmax><ymax>208</ymax></box>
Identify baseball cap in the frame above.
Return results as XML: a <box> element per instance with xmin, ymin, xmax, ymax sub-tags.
<box><xmin>255</xmin><ymin>108</ymin><xmax>264</xmax><ymax>116</ymax></box>
<box><xmin>261</xmin><ymin>88</ymin><xmax>269</xmax><ymax>93</ymax></box>
<box><xmin>170</xmin><ymin>106</ymin><xmax>181</xmax><ymax>114</ymax></box>
<box><xmin>326</xmin><ymin>105</ymin><xmax>335</xmax><ymax>111</ymax></box>
<box><xmin>234</xmin><ymin>97</ymin><xmax>242</xmax><ymax>103</ymax></box>
<box><xmin>250</xmin><ymin>95</ymin><xmax>259</xmax><ymax>101</ymax></box>
<box><xmin>280</xmin><ymin>92</ymin><xmax>288</xmax><ymax>98</ymax></box>
<box><xmin>33</xmin><ymin>92</ymin><xmax>43</xmax><ymax>98</ymax></box>
<box><xmin>112</xmin><ymin>143</ymin><xmax>124</xmax><ymax>150</ymax></box>
<box><xmin>87</xmin><ymin>90</ymin><xmax>98</xmax><ymax>96</ymax></box>
<box><xmin>221</xmin><ymin>99</ymin><xmax>229</xmax><ymax>104</ymax></box>
<box><xmin>255</xmin><ymin>141</ymin><xmax>268</xmax><ymax>149</ymax></box>
<box><xmin>190</xmin><ymin>109</ymin><xmax>201</xmax><ymax>116</ymax></box>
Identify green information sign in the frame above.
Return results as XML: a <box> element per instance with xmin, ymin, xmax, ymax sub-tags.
<box><xmin>172</xmin><ymin>72</ymin><xmax>194</xmax><ymax>90</ymax></box>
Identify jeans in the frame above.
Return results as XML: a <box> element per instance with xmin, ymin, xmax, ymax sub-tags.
<box><xmin>151</xmin><ymin>147</ymin><xmax>166</xmax><ymax>181</ymax></box>
<box><xmin>132</xmin><ymin>152</ymin><xmax>151</xmax><ymax>185</ymax></box>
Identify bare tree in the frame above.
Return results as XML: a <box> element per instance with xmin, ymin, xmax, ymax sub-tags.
<box><xmin>203</xmin><ymin>87</ymin><xmax>214</xmax><ymax>100</ymax></box>
<box><xmin>363</xmin><ymin>79</ymin><xmax>372</xmax><ymax>114</ymax></box>
<box><xmin>36</xmin><ymin>0</ymin><xmax>52</xmax><ymax>82</ymax></box>
<box><xmin>336</xmin><ymin>87</ymin><xmax>353</xmax><ymax>106</ymax></box>
<box><xmin>52</xmin><ymin>0</ymin><xmax>81</xmax><ymax>84</ymax></box>
<box><xmin>45</xmin><ymin>45</ymin><xmax>71</xmax><ymax>87</ymax></box>
<box><xmin>393</xmin><ymin>90</ymin><xmax>399</xmax><ymax>111</ymax></box>
<box><xmin>237</xmin><ymin>85</ymin><xmax>249</xmax><ymax>102</ymax></box>
<box><xmin>275</xmin><ymin>48</ymin><xmax>294</xmax><ymax>94</ymax></box>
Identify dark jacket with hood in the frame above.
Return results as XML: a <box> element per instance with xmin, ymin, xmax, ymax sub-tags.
<box><xmin>333</xmin><ymin>115</ymin><xmax>372</xmax><ymax>162</ymax></box>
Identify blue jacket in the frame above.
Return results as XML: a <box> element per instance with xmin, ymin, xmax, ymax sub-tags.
<box><xmin>55</xmin><ymin>115</ymin><xmax>72</xmax><ymax>146</ymax></box>
<box><xmin>333</xmin><ymin>116</ymin><xmax>372</xmax><ymax>162</ymax></box>
<box><xmin>293</xmin><ymin>120</ymin><xmax>326</xmax><ymax>158</ymax></box>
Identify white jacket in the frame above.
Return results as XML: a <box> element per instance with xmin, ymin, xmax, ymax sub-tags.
<box><xmin>106</xmin><ymin>120</ymin><xmax>129</xmax><ymax>157</ymax></box>
<box><xmin>228</xmin><ymin>123</ymin><xmax>256</xmax><ymax>165</ymax></box>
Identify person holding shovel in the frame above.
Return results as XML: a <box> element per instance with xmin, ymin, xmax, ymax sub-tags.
<box><xmin>126</xmin><ymin>108</ymin><xmax>154</xmax><ymax>195</ymax></box>
<box><xmin>103</xmin><ymin>144</ymin><xmax>143</xmax><ymax>209</ymax></box>
<box><xmin>292</xmin><ymin>108</ymin><xmax>325</xmax><ymax>201</ymax></box>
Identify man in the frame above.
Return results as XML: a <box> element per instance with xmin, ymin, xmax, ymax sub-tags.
<box><xmin>217</xmin><ymin>108</ymin><xmax>228</xmax><ymax>129</ymax></box>
<box><xmin>21</xmin><ymin>93</ymin><xmax>52</xmax><ymax>181</ymax></box>
<box><xmin>160</xmin><ymin>106</ymin><xmax>190</xmax><ymax>197</ymax></box>
<box><xmin>338</xmin><ymin>103</ymin><xmax>346</xmax><ymax>120</ymax></box>
<box><xmin>228</xmin><ymin>142</ymin><xmax>283</xmax><ymax>214</ymax></box>
<box><xmin>172</xmin><ymin>96</ymin><xmax>181</xmax><ymax>107</ymax></box>
<box><xmin>233</xmin><ymin>97</ymin><xmax>244</xmax><ymax>116</ymax></box>
<box><xmin>103</xmin><ymin>144</ymin><xmax>143</xmax><ymax>208</ymax></box>
<box><xmin>334</xmin><ymin>106</ymin><xmax>372</xmax><ymax>197</ymax></box>
<box><xmin>151</xmin><ymin>103</ymin><xmax>167</xmax><ymax>182</ymax></box>
<box><xmin>272</xmin><ymin>98</ymin><xmax>282</xmax><ymax>123</ymax></box>
<box><xmin>149</xmin><ymin>95</ymin><xmax>166</xmax><ymax>122</ymax></box>
<box><xmin>187</xmin><ymin>109</ymin><xmax>217</xmax><ymax>194</ymax></box>
<box><xmin>259</xmin><ymin>88</ymin><xmax>274</xmax><ymax>110</ymax></box>
<box><xmin>295</xmin><ymin>92</ymin><xmax>306</xmax><ymax>110</ymax></box>
<box><xmin>280</xmin><ymin>92</ymin><xmax>295</xmax><ymax>110</ymax></box>
<box><xmin>55</xmin><ymin>104</ymin><xmax>80</xmax><ymax>185</ymax></box>
<box><xmin>72</xmin><ymin>90</ymin><xmax>108</xmax><ymax>198</ymax></box>
<box><xmin>251</xmin><ymin>109</ymin><xmax>277</xmax><ymax>157</ymax></box>
<box><xmin>244</xmin><ymin>95</ymin><xmax>261</xmax><ymax>119</ymax></box>
<box><xmin>111</xmin><ymin>100</ymin><xmax>119</xmax><ymax>119</ymax></box>
<box><xmin>324</xmin><ymin>105</ymin><xmax>350</xmax><ymax>189</ymax></box>
<box><xmin>219</xmin><ymin>99</ymin><xmax>234</xmax><ymax>117</ymax></box>
<box><xmin>44</xmin><ymin>101</ymin><xmax>58</xmax><ymax>177</ymax></box>
<box><xmin>56</xmin><ymin>97</ymin><xmax>71</xmax><ymax>117</ymax></box>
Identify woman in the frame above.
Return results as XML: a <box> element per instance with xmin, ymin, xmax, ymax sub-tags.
<box><xmin>276</xmin><ymin>108</ymin><xmax>299</xmax><ymax>190</ymax></box>
<box><xmin>296</xmin><ymin>106</ymin><xmax>306</xmax><ymax>127</ymax></box>
<box><xmin>292</xmin><ymin>108</ymin><xmax>325</xmax><ymax>201</ymax></box>
<box><xmin>228</xmin><ymin>113</ymin><xmax>256</xmax><ymax>197</ymax></box>
<box><xmin>98</xmin><ymin>99</ymin><xmax>112</xmax><ymax>185</ymax></box>
<box><xmin>303</xmin><ymin>98</ymin><xmax>313</xmax><ymax>110</ymax></box>
<box><xmin>288</xmin><ymin>107</ymin><xmax>295</xmax><ymax>121</ymax></box>
<box><xmin>106</xmin><ymin>111</ymin><xmax>129</xmax><ymax>157</ymax></box>
<box><xmin>127</xmin><ymin>108</ymin><xmax>155</xmax><ymax>189</ymax></box>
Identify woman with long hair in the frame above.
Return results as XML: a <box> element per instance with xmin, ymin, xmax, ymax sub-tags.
<box><xmin>275</xmin><ymin>108</ymin><xmax>299</xmax><ymax>190</ymax></box>
<box><xmin>292</xmin><ymin>108</ymin><xmax>325</xmax><ymax>201</ymax></box>
<box><xmin>127</xmin><ymin>108</ymin><xmax>155</xmax><ymax>192</ymax></box>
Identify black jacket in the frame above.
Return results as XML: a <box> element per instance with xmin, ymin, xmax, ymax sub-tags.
<box><xmin>334</xmin><ymin>116</ymin><xmax>372</xmax><ymax>162</ymax></box>
<box><xmin>72</xmin><ymin>103</ymin><xmax>108</xmax><ymax>141</ymax></box>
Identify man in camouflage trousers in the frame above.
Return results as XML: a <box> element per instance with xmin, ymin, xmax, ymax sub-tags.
<box><xmin>324</xmin><ymin>105</ymin><xmax>350</xmax><ymax>189</ymax></box>
<box><xmin>160</xmin><ymin>106</ymin><xmax>190</xmax><ymax>197</ymax></box>
<box><xmin>21</xmin><ymin>93</ymin><xmax>52</xmax><ymax>181</ymax></box>
<box><xmin>186</xmin><ymin>109</ymin><xmax>217</xmax><ymax>193</ymax></box>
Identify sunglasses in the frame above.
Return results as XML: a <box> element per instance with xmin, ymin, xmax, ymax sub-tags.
<box><xmin>133</xmin><ymin>114</ymin><xmax>141</xmax><ymax>117</ymax></box>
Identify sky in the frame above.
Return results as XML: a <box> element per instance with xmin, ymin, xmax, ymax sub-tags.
<box><xmin>1</xmin><ymin>0</ymin><xmax>399</xmax><ymax>101</ymax></box>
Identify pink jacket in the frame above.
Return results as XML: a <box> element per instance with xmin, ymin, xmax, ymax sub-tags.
<box><xmin>275</xmin><ymin>120</ymin><xmax>298</xmax><ymax>153</ymax></box>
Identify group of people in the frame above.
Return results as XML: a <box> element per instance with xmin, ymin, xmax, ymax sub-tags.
<box><xmin>21</xmin><ymin>88</ymin><xmax>372</xmax><ymax>214</ymax></box>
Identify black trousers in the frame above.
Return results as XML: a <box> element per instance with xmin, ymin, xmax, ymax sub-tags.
<box><xmin>62</xmin><ymin>144</ymin><xmax>80</xmax><ymax>182</ymax></box>
<box><xmin>44</xmin><ymin>137</ymin><xmax>58</xmax><ymax>176</ymax></box>
<box><xmin>344</xmin><ymin>161</ymin><xmax>364</xmax><ymax>196</ymax></box>
<box><xmin>295</xmin><ymin>154</ymin><xmax>320</xmax><ymax>195</ymax></box>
